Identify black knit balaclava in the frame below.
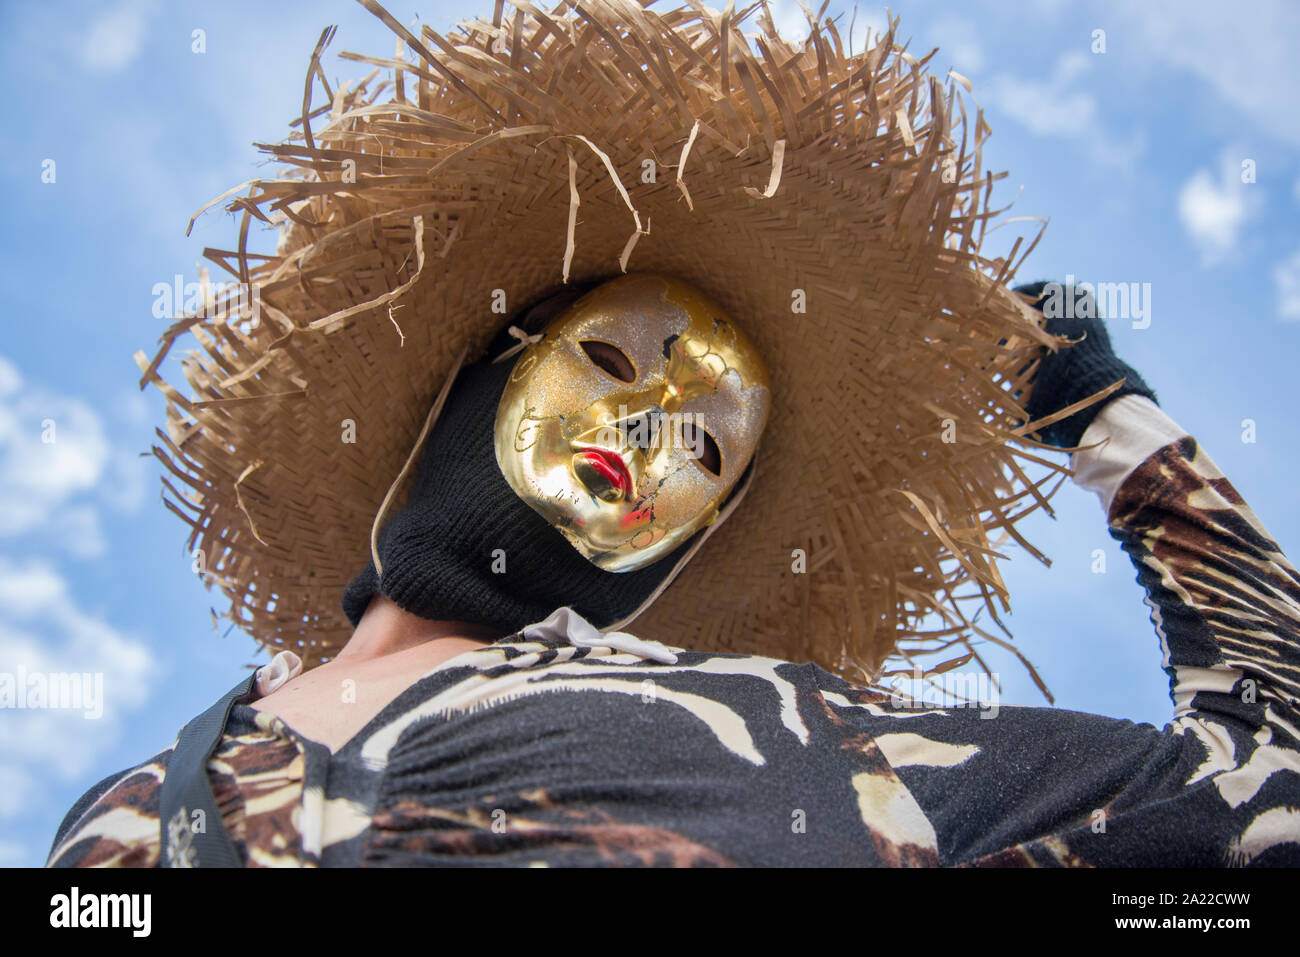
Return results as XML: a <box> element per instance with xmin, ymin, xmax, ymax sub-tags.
<box><xmin>341</xmin><ymin>288</ymin><xmax>693</xmax><ymax>635</ymax></box>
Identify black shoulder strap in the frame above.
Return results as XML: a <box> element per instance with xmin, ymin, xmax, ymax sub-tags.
<box><xmin>158</xmin><ymin>673</ymin><xmax>257</xmax><ymax>868</ymax></box>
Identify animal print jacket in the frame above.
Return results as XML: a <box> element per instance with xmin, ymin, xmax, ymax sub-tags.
<box><xmin>46</xmin><ymin>397</ymin><xmax>1300</xmax><ymax>866</ymax></box>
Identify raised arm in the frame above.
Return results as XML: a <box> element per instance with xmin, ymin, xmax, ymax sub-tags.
<box><xmin>1019</xmin><ymin>280</ymin><xmax>1300</xmax><ymax>742</ymax></box>
<box><xmin>1076</xmin><ymin>395</ymin><xmax>1300</xmax><ymax>743</ymax></box>
<box><xmin>844</xmin><ymin>282</ymin><xmax>1300</xmax><ymax>866</ymax></box>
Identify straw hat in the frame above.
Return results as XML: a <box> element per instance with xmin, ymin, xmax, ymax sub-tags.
<box><xmin>136</xmin><ymin>0</ymin><xmax>1085</xmax><ymax>694</ymax></box>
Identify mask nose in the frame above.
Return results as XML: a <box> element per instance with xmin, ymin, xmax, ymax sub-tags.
<box><xmin>615</xmin><ymin>405</ymin><xmax>667</xmax><ymax>455</ymax></box>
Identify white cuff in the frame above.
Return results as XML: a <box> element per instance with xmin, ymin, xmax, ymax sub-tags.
<box><xmin>1069</xmin><ymin>394</ymin><xmax>1189</xmax><ymax>517</ymax></box>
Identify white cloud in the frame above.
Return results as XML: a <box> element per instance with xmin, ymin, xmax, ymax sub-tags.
<box><xmin>1274</xmin><ymin>249</ymin><xmax>1300</xmax><ymax>322</ymax></box>
<box><xmin>1176</xmin><ymin>152</ymin><xmax>1259</xmax><ymax>266</ymax></box>
<box><xmin>0</xmin><ymin>356</ymin><xmax>20</xmax><ymax>398</ymax></box>
<box><xmin>762</xmin><ymin>0</ymin><xmax>814</xmax><ymax>43</ymax></box>
<box><xmin>48</xmin><ymin>505</ymin><xmax>109</xmax><ymax>559</ymax></box>
<box><xmin>988</xmin><ymin>52</ymin><xmax>1097</xmax><ymax>136</ymax></box>
<box><xmin>0</xmin><ymin>561</ymin><xmax>64</xmax><ymax>618</ymax></box>
<box><xmin>1105</xmin><ymin>0</ymin><xmax>1300</xmax><ymax>150</ymax></box>
<box><xmin>112</xmin><ymin>388</ymin><xmax>153</xmax><ymax>431</ymax></box>
<box><xmin>0</xmin><ymin>354</ymin><xmax>145</xmax><ymax>555</ymax></box>
<box><xmin>927</xmin><ymin>15</ymin><xmax>984</xmax><ymax>74</ymax></box>
<box><xmin>0</xmin><ymin>557</ymin><xmax>155</xmax><ymax>789</ymax></box>
<box><xmin>985</xmin><ymin>52</ymin><xmax>1145</xmax><ymax>167</ymax></box>
<box><xmin>0</xmin><ymin>391</ymin><xmax>108</xmax><ymax>538</ymax></box>
<box><xmin>81</xmin><ymin>0</ymin><xmax>159</xmax><ymax>73</ymax></box>
<box><xmin>731</xmin><ymin>0</ymin><xmax>884</xmax><ymax>52</ymax></box>
<box><xmin>100</xmin><ymin>441</ymin><xmax>149</xmax><ymax>515</ymax></box>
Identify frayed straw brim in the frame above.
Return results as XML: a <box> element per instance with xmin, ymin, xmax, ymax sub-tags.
<box><xmin>136</xmin><ymin>0</ymin><xmax>1102</xmax><ymax>697</ymax></box>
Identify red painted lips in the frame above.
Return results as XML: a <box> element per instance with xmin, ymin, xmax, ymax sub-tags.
<box><xmin>577</xmin><ymin>447</ymin><xmax>633</xmax><ymax>499</ymax></box>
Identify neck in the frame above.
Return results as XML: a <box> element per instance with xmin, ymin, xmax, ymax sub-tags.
<box><xmin>334</xmin><ymin>594</ymin><xmax>503</xmax><ymax>663</ymax></box>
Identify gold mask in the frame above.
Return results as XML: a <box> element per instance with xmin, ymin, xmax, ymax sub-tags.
<box><xmin>494</xmin><ymin>274</ymin><xmax>771</xmax><ymax>572</ymax></box>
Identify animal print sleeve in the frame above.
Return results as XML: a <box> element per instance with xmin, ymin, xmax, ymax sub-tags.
<box><xmin>886</xmin><ymin>398</ymin><xmax>1300</xmax><ymax>866</ymax></box>
<box><xmin>1101</xmin><ymin>427</ymin><xmax>1300</xmax><ymax>745</ymax></box>
<box><xmin>45</xmin><ymin>751</ymin><xmax>169</xmax><ymax>867</ymax></box>
<box><xmin>1070</xmin><ymin>394</ymin><xmax>1300</xmax><ymax>743</ymax></box>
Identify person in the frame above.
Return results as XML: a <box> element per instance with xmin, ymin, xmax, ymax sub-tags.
<box><xmin>46</xmin><ymin>0</ymin><xmax>1300</xmax><ymax>866</ymax></box>
<box><xmin>46</xmin><ymin>275</ymin><xmax>1300</xmax><ymax>867</ymax></box>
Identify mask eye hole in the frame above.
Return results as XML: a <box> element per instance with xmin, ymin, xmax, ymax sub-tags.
<box><xmin>579</xmin><ymin>340</ymin><xmax>636</xmax><ymax>383</ymax></box>
<box><xmin>680</xmin><ymin>421</ymin><xmax>722</xmax><ymax>476</ymax></box>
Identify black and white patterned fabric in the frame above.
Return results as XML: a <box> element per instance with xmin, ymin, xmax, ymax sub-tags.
<box><xmin>47</xmin><ymin>398</ymin><xmax>1300</xmax><ymax>867</ymax></box>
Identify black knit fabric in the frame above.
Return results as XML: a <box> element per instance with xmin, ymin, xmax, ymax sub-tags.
<box><xmin>1016</xmin><ymin>280</ymin><xmax>1158</xmax><ymax>449</ymax></box>
<box><xmin>341</xmin><ymin>355</ymin><xmax>691</xmax><ymax>634</ymax></box>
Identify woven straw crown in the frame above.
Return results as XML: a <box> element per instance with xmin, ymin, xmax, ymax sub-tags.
<box><xmin>137</xmin><ymin>0</ymin><xmax>1088</xmax><ymax>696</ymax></box>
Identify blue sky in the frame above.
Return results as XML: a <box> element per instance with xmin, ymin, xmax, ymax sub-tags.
<box><xmin>1</xmin><ymin>0</ymin><xmax>1298</xmax><ymax>868</ymax></box>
